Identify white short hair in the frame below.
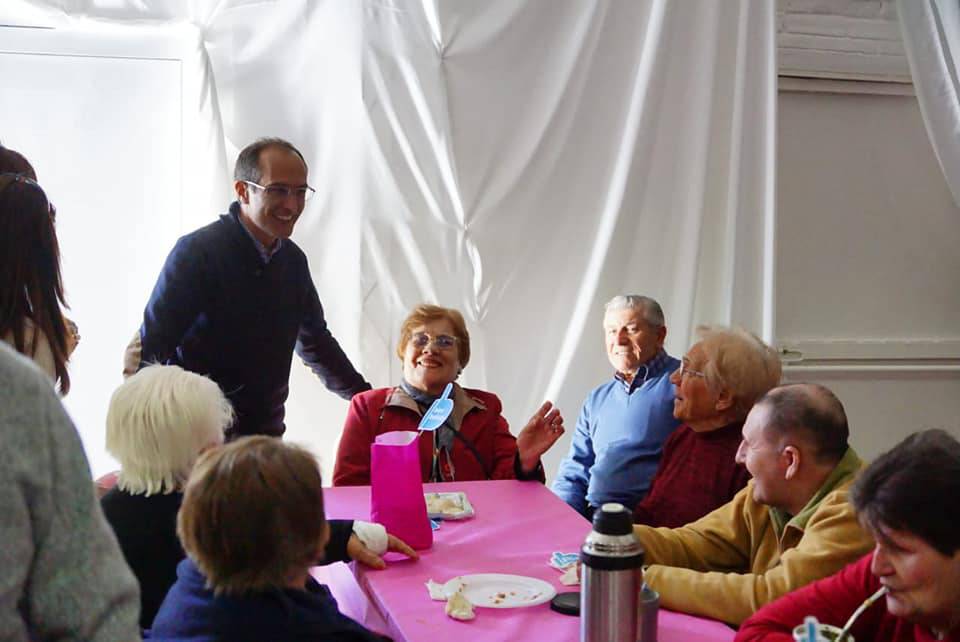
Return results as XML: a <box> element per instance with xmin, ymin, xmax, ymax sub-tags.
<box><xmin>695</xmin><ymin>325</ymin><xmax>782</xmax><ymax>419</ymax></box>
<box><xmin>106</xmin><ymin>365</ymin><xmax>233</xmax><ymax>495</ymax></box>
<box><xmin>604</xmin><ymin>295</ymin><xmax>665</xmax><ymax>327</ymax></box>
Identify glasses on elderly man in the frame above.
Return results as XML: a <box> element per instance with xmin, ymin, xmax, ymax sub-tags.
<box><xmin>679</xmin><ymin>359</ymin><xmax>707</xmax><ymax>380</ymax></box>
<box><xmin>0</xmin><ymin>172</ymin><xmax>56</xmax><ymax>221</ymax></box>
<box><xmin>410</xmin><ymin>333</ymin><xmax>458</xmax><ymax>350</ymax></box>
<box><xmin>243</xmin><ymin>180</ymin><xmax>316</xmax><ymax>202</ymax></box>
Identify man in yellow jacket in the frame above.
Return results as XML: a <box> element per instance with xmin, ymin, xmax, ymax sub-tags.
<box><xmin>635</xmin><ymin>383</ymin><xmax>873</xmax><ymax>625</ymax></box>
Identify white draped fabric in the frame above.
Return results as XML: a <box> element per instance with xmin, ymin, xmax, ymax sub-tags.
<box><xmin>898</xmin><ymin>0</ymin><xmax>960</xmax><ymax>208</ymax></box>
<box><xmin>12</xmin><ymin>0</ymin><xmax>775</xmax><ymax>480</ymax></box>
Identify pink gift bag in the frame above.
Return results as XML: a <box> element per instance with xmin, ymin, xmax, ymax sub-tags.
<box><xmin>370</xmin><ymin>430</ymin><xmax>433</xmax><ymax>550</ymax></box>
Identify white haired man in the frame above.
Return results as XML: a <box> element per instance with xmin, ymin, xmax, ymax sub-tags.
<box><xmin>552</xmin><ymin>295</ymin><xmax>680</xmax><ymax>517</ymax></box>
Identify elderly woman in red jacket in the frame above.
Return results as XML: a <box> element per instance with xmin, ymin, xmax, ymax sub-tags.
<box><xmin>333</xmin><ymin>304</ymin><xmax>565</xmax><ymax>485</ymax></box>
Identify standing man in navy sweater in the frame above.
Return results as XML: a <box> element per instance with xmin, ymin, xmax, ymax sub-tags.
<box><xmin>552</xmin><ymin>295</ymin><xmax>680</xmax><ymax>517</ymax></box>
<box><xmin>132</xmin><ymin>138</ymin><xmax>371</xmax><ymax>438</ymax></box>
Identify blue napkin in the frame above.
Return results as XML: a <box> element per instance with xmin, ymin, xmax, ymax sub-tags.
<box><xmin>550</xmin><ymin>552</ymin><xmax>579</xmax><ymax>569</ymax></box>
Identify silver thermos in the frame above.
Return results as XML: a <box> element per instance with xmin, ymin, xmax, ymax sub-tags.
<box><xmin>580</xmin><ymin>502</ymin><xmax>644</xmax><ymax>642</ymax></box>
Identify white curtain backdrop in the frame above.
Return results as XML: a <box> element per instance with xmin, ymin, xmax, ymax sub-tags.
<box><xmin>898</xmin><ymin>0</ymin><xmax>960</xmax><ymax>208</ymax></box>
<box><xmin>12</xmin><ymin>0</ymin><xmax>776</xmax><ymax>481</ymax></box>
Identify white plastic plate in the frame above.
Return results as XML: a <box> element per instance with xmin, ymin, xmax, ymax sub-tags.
<box><xmin>442</xmin><ymin>574</ymin><xmax>557</xmax><ymax>608</ymax></box>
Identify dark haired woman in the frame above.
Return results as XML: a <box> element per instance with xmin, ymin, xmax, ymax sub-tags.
<box><xmin>0</xmin><ymin>173</ymin><xmax>75</xmax><ymax>393</ymax></box>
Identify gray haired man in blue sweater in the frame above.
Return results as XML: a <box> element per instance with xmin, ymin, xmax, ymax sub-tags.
<box><xmin>130</xmin><ymin>138</ymin><xmax>371</xmax><ymax>438</ymax></box>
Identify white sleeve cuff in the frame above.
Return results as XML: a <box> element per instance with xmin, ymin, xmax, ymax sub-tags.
<box><xmin>352</xmin><ymin>520</ymin><xmax>388</xmax><ymax>555</ymax></box>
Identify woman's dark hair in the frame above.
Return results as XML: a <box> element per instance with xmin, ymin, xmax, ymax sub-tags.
<box><xmin>0</xmin><ymin>175</ymin><xmax>71</xmax><ymax>393</ymax></box>
<box><xmin>0</xmin><ymin>144</ymin><xmax>37</xmax><ymax>180</ymax></box>
<box><xmin>851</xmin><ymin>429</ymin><xmax>960</xmax><ymax>557</ymax></box>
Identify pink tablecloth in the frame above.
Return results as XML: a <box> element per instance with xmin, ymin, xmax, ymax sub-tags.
<box><xmin>316</xmin><ymin>480</ymin><xmax>735</xmax><ymax>642</ymax></box>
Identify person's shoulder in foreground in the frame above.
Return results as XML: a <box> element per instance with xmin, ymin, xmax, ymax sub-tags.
<box><xmin>148</xmin><ymin>558</ymin><xmax>388</xmax><ymax>642</ymax></box>
<box><xmin>635</xmin><ymin>383</ymin><xmax>873</xmax><ymax>625</ymax></box>
<box><xmin>737</xmin><ymin>429</ymin><xmax>960</xmax><ymax>642</ymax></box>
<box><xmin>0</xmin><ymin>342</ymin><xmax>141</xmax><ymax>641</ymax></box>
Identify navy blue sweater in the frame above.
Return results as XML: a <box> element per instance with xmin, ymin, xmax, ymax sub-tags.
<box><xmin>148</xmin><ymin>521</ymin><xmax>387</xmax><ymax>642</ymax></box>
<box><xmin>139</xmin><ymin>204</ymin><xmax>371</xmax><ymax>437</ymax></box>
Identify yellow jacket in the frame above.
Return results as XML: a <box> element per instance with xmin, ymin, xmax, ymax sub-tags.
<box><xmin>637</xmin><ymin>448</ymin><xmax>872</xmax><ymax>625</ymax></box>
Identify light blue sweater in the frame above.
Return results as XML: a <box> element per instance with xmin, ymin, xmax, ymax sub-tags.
<box><xmin>552</xmin><ymin>350</ymin><xmax>680</xmax><ymax>517</ymax></box>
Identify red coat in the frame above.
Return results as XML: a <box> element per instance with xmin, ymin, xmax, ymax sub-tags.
<box><xmin>333</xmin><ymin>385</ymin><xmax>538</xmax><ymax>486</ymax></box>
<box><xmin>736</xmin><ymin>552</ymin><xmax>960</xmax><ymax>642</ymax></box>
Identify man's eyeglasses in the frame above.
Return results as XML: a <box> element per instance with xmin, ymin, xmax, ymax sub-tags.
<box><xmin>679</xmin><ymin>359</ymin><xmax>707</xmax><ymax>380</ymax></box>
<box><xmin>0</xmin><ymin>172</ymin><xmax>56</xmax><ymax>221</ymax></box>
<box><xmin>243</xmin><ymin>180</ymin><xmax>316</xmax><ymax>202</ymax></box>
<box><xmin>410</xmin><ymin>333</ymin><xmax>458</xmax><ymax>350</ymax></box>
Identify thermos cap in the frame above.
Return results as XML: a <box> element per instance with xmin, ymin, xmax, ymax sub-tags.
<box><xmin>592</xmin><ymin>502</ymin><xmax>633</xmax><ymax>535</ymax></box>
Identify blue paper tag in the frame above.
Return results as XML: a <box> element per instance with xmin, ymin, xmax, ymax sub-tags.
<box><xmin>419</xmin><ymin>383</ymin><xmax>454</xmax><ymax>432</ymax></box>
<box><xmin>430</xmin><ymin>519</ymin><xmax>442</xmax><ymax>531</ymax></box>
<box><xmin>550</xmin><ymin>552</ymin><xmax>580</xmax><ymax>569</ymax></box>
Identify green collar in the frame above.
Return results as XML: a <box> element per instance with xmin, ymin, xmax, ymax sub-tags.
<box><xmin>769</xmin><ymin>446</ymin><xmax>862</xmax><ymax>538</ymax></box>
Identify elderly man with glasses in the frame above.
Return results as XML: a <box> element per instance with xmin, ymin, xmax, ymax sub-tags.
<box><xmin>552</xmin><ymin>295</ymin><xmax>681</xmax><ymax>518</ymax></box>
<box><xmin>128</xmin><ymin>137</ymin><xmax>370</xmax><ymax>438</ymax></box>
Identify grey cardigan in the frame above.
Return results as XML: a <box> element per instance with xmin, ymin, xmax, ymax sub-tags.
<box><xmin>0</xmin><ymin>343</ymin><xmax>140</xmax><ymax>641</ymax></box>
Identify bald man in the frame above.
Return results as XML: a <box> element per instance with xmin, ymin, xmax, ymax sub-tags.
<box><xmin>629</xmin><ymin>383</ymin><xmax>874</xmax><ymax>625</ymax></box>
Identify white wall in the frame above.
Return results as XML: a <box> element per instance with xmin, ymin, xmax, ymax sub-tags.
<box><xmin>0</xmin><ymin>64</ymin><xmax>182</xmax><ymax>478</ymax></box>
<box><xmin>777</xmin><ymin>0</ymin><xmax>909</xmax><ymax>82</ymax></box>
<box><xmin>0</xmin><ymin>25</ymin><xmax>206</xmax><ymax>477</ymax></box>
<box><xmin>5</xmin><ymin>20</ymin><xmax>959</xmax><ymax>481</ymax></box>
<box><xmin>776</xmin><ymin>83</ymin><xmax>960</xmax><ymax>462</ymax></box>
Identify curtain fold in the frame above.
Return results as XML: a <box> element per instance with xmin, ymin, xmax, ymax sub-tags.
<box><xmin>12</xmin><ymin>0</ymin><xmax>776</xmax><ymax>480</ymax></box>
<box><xmin>897</xmin><ymin>0</ymin><xmax>960</xmax><ymax>208</ymax></box>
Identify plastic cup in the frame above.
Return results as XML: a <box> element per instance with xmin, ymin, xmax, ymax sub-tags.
<box><xmin>791</xmin><ymin>623</ymin><xmax>850</xmax><ymax>642</ymax></box>
<box><xmin>638</xmin><ymin>585</ymin><xmax>659</xmax><ymax>642</ymax></box>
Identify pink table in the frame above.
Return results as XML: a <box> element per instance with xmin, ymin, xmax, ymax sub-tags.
<box><xmin>315</xmin><ymin>480</ymin><xmax>734</xmax><ymax>642</ymax></box>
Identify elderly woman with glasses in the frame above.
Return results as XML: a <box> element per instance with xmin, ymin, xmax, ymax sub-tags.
<box><xmin>333</xmin><ymin>304</ymin><xmax>565</xmax><ymax>485</ymax></box>
<box><xmin>631</xmin><ymin>325</ymin><xmax>782</xmax><ymax>528</ymax></box>
<box><xmin>0</xmin><ymin>168</ymin><xmax>76</xmax><ymax>393</ymax></box>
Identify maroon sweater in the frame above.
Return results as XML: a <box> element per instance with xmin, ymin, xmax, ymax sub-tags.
<box><xmin>632</xmin><ymin>421</ymin><xmax>749</xmax><ymax>528</ymax></box>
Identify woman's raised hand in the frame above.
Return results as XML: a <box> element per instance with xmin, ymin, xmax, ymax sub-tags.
<box><xmin>517</xmin><ymin>401</ymin><xmax>565</xmax><ymax>473</ymax></box>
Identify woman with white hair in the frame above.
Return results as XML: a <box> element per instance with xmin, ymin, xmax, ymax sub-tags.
<box><xmin>100</xmin><ymin>364</ymin><xmax>232</xmax><ymax>630</ymax></box>
<box><xmin>632</xmin><ymin>325</ymin><xmax>782</xmax><ymax>528</ymax></box>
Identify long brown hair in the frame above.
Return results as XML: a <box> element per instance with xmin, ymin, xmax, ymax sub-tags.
<box><xmin>0</xmin><ymin>174</ymin><xmax>71</xmax><ymax>393</ymax></box>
